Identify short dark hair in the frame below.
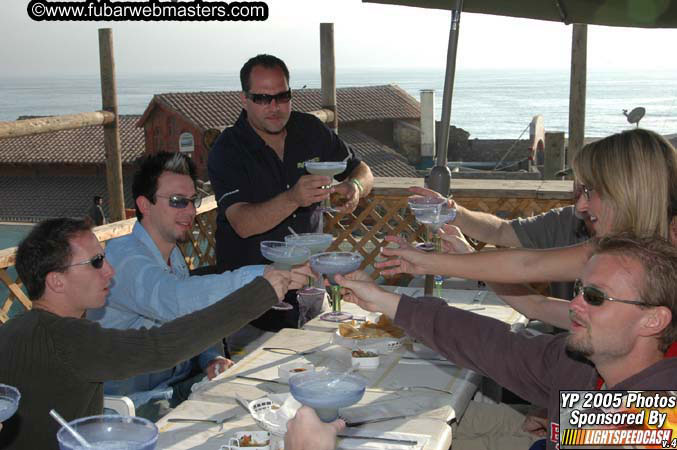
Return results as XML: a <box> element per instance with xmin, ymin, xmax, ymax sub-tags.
<box><xmin>594</xmin><ymin>233</ymin><xmax>677</xmax><ymax>352</ymax></box>
<box><xmin>16</xmin><ymin>218</ymin><xmax>92</xmax><ymax>301</ymax></box>
<box><xmin>240</xmin><ymin>54</ymin><xmax>290</xmax><ymax>93</ymax></box>
<box><xmin>93</xmin><ymin>195</ymin><xmax>102</xmax><ymax>203</ymax></box>
<box><xmin>132</xmin><ymin>152</ymin><xmax>197</xmax><ymax>220</ymax></box>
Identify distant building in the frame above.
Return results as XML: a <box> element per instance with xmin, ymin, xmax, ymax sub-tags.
<box><xmin>137</xmin><ymin>85</ymin><xmax>421</xmax><ymax>178</ymax></box>
<box><xmin>0</xmin><ymin>115</ymin><xmax>143</xmax><ymax>222</ymax></box>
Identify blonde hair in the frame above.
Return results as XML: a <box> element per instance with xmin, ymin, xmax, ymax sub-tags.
<box><xmin>573</xmin><ymin>129</ymin><xmax>677</xmax><ymax>239</ymax></box>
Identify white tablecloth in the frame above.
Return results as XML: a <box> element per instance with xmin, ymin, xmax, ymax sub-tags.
<box><xmin>156</xmin><ymin>288</ymin><xmax>526</xmax><ymax>450</ymax></box>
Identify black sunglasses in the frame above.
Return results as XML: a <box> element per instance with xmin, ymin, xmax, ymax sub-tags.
<box><xmin>66</xmin><ymin>253</ymin><xmax>106</xmax><ymax>270</ymax></box>
<box><xmin>574</xmin><ymin>282</ymin><xmax>647</xmax><ymax>307</ymax></box>
<box><xmin>245</xmin><ymin>89</ymin><xmax>292</xmax><ymax>106</ymax></box>
<box><xmin>156</xmin><ymin>194</ymin><xmax>202</xmax><ymax>209</ymax></box>
<box><xmin>573</xmin><ymin>182</ymin><xmax>593</xmax><ymax>201</ymax></box>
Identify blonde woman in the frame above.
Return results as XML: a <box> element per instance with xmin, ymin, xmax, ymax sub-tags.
<box><xmin>378</xmin><ymin>128</ymin><xmax>677</xmax><ymax>329</ymax></box>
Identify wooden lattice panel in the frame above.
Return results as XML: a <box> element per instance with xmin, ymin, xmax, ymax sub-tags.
<box><xmin>178</xmin><ymin>208</ymin><xmax>218</xmax><ymax>270</ymax></box>
<box><xmin>324</xmin><ymin>195</ymin><xmax>438</xmax><ymax>282</ymax></box>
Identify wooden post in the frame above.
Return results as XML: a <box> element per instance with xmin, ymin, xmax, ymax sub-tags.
<box><xmin>420</xmin><ymin>90</ymin><xmax>435</xmax><ymax>167</ymax></box>
<box><xmin>98</xmin><ymin>28</ymin><xmax>125</xmax><ymax>223</ymax></box>
<box><xmin>529</xmin><ymin>115</ymin><xmax>544</xmax><ymax>172</ymax></box>
<box><xmin>544</xmin><ymin>132</ymin><xmax>566</xmax><ymax>180</ymax></box>
<box><xmin>320</xmin><ymin>23</ymin><xmax>338</xmax><ymax>131</ymax></box>
<box><xmin>568</xmin><ymin>24</ymin><xmax>587</xmax><ymax>167</ymax></box>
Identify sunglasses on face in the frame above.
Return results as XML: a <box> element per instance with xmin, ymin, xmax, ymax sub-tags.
<box><xmin>573</xmin><ymin>182</ymin><xmax>594</xmax><ymax>201</ymax></box>
<box><xmin>66</xmin><ymin>253</ymin><xmax>106</xmax><ymax>270</ymax></box>
<box><xmin>245</xmin><ymin>89</ymin><xmax>292</xmax><ymax>106</ymax></box>
<box><xmin>574</xmin><ymin>282</ymin><xmax>647</xmax><ymax>307</ymax></box>
<box><xmin>156</xmin><ymin>194</ymin><xmax>202</xmax><ymax>209</ymax></box>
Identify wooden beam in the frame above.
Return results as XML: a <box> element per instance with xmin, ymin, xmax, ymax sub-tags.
<box><xmin>568</xmin><ymin>23</ymin><xmax>587</xmax><ymax>166</ymax></box>
<box><xmin>320</xmin><ymin>23</ymin><xmax>338</xmax><ymax>130</ymax></box>
<box><xmin>544</xmin><ymin>132</ymin><xmax>566</xmax><ymax>180</ymax></box>
<box><xmin>99</xmin><ymin>28</ymin><xmax>126</xmax><ymax>223</ymax></box>
<box><xmin>0</xmin><ymin>111</ymin><xmax>115</xmax><ymax>139</ymax></box>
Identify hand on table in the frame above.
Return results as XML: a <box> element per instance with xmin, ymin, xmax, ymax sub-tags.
<box><xmin>332</xmin><ymin>180</ymin><xmax>360</xmax><ymax>214</ymax></box>
<box><xmin>262</xmin><ymin>268</ymin><xmax>291</xmax><ymax>300</ymax></box>
<box><xmin>285</xmin><ymin>406</ymin><xmax>344</xmax><ymax>450</ymax></box>
<box><xmin>206</xmin><ymin>356</ymin><xmax>234</xmax><ymax>380</ymax></box>
<box><xmin>335</xmin><ymin>271</ymin><xmax>401</xmax><ymax>319</ymax></box>
<box><xmin>287</xmin><ymin>175</ymin><xmax>331</xmax><ymax>207</ymax></box>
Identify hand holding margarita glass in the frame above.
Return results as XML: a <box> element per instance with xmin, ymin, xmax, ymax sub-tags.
<box><xmin>309</xmin><ymin>252</ymin><xmax>363</xmax><ymax>322</ymax></box>
<box><xmin>260</xmin><ymin>241</ymin><xmax>311</xmax><ymax>311</ymax></box>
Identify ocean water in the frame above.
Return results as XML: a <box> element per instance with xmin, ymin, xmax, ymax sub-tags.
<box><xmin>1</xmin><ymin>68</ymin><xmax>676</xmax><ymax>139</ymax></box>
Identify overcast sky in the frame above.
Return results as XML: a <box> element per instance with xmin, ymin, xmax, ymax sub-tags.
<box><xmin>2</xmin><ymin>0</ymin><xmax>677</xmax><ymax>76</ymax></box>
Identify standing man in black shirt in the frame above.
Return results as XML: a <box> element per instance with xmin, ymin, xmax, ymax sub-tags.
<box><xmin>208</xmin><ymin>54</ymin><xmax>373</xmax><ymax>331</ymax></box>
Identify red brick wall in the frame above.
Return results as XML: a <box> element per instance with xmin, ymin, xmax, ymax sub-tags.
<box><xmin>142</xmin><ymin>104</ymin><xmax>209</xmax><ymax>179</ymax></box>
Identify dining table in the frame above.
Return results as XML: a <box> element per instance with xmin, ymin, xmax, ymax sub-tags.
<box><xmin>156</xmin><ymin>286</ymin><xmax>528</xmax><ymax>450</ymax></box>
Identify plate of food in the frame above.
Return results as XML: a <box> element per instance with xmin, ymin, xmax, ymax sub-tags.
<box><xmin>333</xmin><ymin>315</ymin><xmax>405</xmax><ymax>354</ymax></box>
<box><xmin>222</xmin><ymin>431</ymin><xmax>271</xmax><ymax>449</ymax></box>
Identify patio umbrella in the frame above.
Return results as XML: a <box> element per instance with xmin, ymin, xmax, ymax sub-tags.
<box><xmin>363</xmin><ymin>0</ymin><xmax>677</xmax><ymax>195</ymax></box>
<box><xmin>364</xmin><ymin>1</ymin><xmax>677</xmax><ymax>28</ymax></box>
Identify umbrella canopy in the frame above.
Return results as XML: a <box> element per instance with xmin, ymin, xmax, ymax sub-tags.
<box><xmin>363</xmin><ymin>0</ymin><xmax>677</xmax><ymax>28</ymax></box>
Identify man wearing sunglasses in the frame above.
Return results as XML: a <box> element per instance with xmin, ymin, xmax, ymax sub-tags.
<box><xmin>87</xmin><ymin>152</ymin><xmax>310</xmax><ymax>420</ymax></box>
<box><xmin>335</xmin><ymin>233</ymin><xmax>677</xmax><ymax>450</ymax></box>
<box><xmin>0</xmin><ymin>218</ymin><xmax>290</xmax><ymax>450</ymax></box>
<box><xmin>208</xmin><ymin>54</ymin><xmax>373</xmax><ymax>332</ymax></box>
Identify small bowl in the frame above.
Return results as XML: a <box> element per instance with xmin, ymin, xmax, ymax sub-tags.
<box><xmin>278</xmin><ymin>361</ymin><xmax>314</xmax><ymax>382</ymax></box>
<box><xmin>222</xmin><ymin>431</ymin><xmax>271</xmax><ymax>450</ymax></box>
<box><xmin>351</xmin><ymin>350</ymin><xmax>380</xmax><ymax>369</ymax></box>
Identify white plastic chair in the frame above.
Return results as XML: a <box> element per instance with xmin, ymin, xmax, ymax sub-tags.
<box><xmin>103</xmin><ymin>395</ymin><xmax>135</xmax><ymax>416</ymax></box>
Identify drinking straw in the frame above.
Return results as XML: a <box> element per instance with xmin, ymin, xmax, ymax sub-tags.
<box><xmin>49</xmin><ymin>409</ymin><xmax>92</xmax><ymax>448</ymax></box>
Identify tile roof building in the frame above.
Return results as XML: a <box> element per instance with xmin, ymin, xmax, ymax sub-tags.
<box><xmin>0</xmin><ymin>115</ymin><xmax>143</xmax><ymax>222</ymax></box>
<box><xmin>0</xmin><ymin>85</ymin><xmax>422</xmax><ymax>223</ymax></box>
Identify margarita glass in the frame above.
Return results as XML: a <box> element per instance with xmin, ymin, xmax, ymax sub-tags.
<box><xmin>260</xmin><ymin>241</ymin><xmax>311</xmax><ymax>311</ymax></box>
<box><xmin>407</xmin><ymin>195</ymin><xmax>457</xmax><ymax>252</ymax></box>
<box><xmin>304</xmin><ymin>161</ymin><xmax>347</xmax><ymax>212</ymax></box>
<box><xmin>0</xmin><ymin>384</ymin><xmax>20</xmax><ymax>422</ymax></box>
<box><xmin>289</xmin><ymin>371</ymin><xmax>367</xmax><ymax>422</ymax></box>
<box><xmin>284</xmin><ymin>233</ymin><xmax>334</xmax><ymax>294</ymax></box>
<box><xmin>56</xmin><ymin>415</ymin><xmax>158</xmax><ymax>450</ymax></box>
<box><xmin>309</xmin><ymin>251</ymin><xmax>363</xmax><ymax>322</ymax></box>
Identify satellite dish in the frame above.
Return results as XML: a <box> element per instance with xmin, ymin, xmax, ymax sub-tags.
<box><xmin>622</xmin><ymin>107</ymin><xmax>645</xmax><ymax>128</ymax></box>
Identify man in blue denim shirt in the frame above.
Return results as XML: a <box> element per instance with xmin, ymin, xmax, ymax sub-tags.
<box><xmin>87</xmin><ymin>152</ymin><xmax>308</xmax><ymax>419</ymax></box>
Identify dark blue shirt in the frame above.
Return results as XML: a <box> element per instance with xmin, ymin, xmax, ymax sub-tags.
<box><xmin>208</xmin><ymin>109</ymin><xmax>360</xmax><ymax>272</ymax></box>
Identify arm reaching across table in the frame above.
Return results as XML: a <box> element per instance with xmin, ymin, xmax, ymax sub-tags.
<box><xmin>376</xmin><ymin>238</ymin><xmax>592</xmax><ymax>284</ymax></box>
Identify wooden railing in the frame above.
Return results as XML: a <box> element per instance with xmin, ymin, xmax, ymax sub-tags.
<box><xmin>0</xmin><ymin>178</ymin><xmax>573</xmax><ymax>323</ymax></box>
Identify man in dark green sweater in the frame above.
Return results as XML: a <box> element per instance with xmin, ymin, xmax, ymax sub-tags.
<box><xmin>0</xmin><ymin>218</ymin><xmax>290</xmax><ymax>450</ymax></box>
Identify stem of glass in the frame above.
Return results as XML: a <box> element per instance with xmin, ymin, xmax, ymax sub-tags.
<box><xmin>328</xmin><ymin>285</ymin><xmax>341</xmax><ymax>313</ymax></box>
